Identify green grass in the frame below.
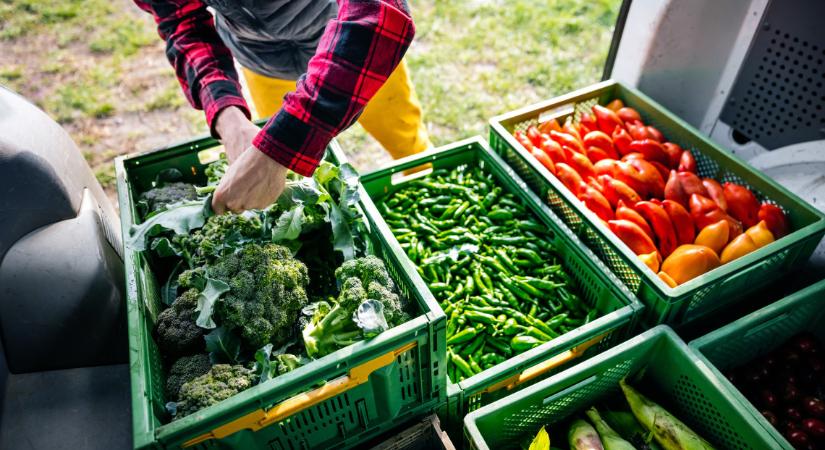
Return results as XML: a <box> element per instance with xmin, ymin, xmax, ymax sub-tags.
<box><xmin>89</xmin><ymin>16</ymin><xmax>155</xmax><ymax>56</ymax></box>
<box><xmin>338</xmin><ymin>0</ymin><xmax>620</xmax><ymax>161</ymax></box>
<box><xmin>42</xmin><ymin>65</ymin><xmax>119</xmax><ymax>122</ymax></box>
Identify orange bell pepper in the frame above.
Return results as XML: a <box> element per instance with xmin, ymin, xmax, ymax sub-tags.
<box><xmin>720</xmin><ymin>233</ymin><xmax>759</xmax><ymax>264</ymax></box>
<box><xmin>745</xmin><ymin>220</ymin><xmax>775</xmax><ymax>249</ymax></box>
<box><xmin>694</xmin><ymin>220</ymin><xmax>729</xmax><ymax>255</ymax></box>
<box><xmin>661</xmin><ymin>244</ymin><xmax>721</xmax><ymax>285</ymax></box>
<box><xmin>608</xmin><ymin>219</ymin><xmax>657</xmax><ymax>255</ymax></box>
<box><xmin>758</xmin><ymin>203</ymin><xmax>790</xmax><ymax>238</ymax></box>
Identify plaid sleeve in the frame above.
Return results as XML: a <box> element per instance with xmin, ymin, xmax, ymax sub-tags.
<box><xmin>134</xmin><ymin>0</ymin><xmax>250</xmax><ymax>138</ymax></box>
<box><xmin>253</xmin><ymin>0</ymin><xmax>416</xmax><ymax>176</ymax></box>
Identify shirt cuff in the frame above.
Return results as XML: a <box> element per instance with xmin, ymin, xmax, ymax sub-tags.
<box><xmin>204</xmin><ymin>95</ymin><xmax>251</xmax><ymax>139</ymax></box>
<box><xmin>252</xmin><ymin>108</ymin><xmax>332</xmax><ymax>177</ymax></box>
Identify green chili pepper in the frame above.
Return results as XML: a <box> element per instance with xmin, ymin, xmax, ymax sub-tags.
<box><xmin>447</xmin><ymin>327</ymin><xmax>478</xmax><ymax>345</ymax></box>
<box><xmin>511</xmin><ymin>335</ymin><xmax>543</xmax><ymax>353</ymax></box>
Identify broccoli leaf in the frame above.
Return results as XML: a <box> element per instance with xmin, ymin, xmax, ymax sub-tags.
<box><xmin>195</xmin><ymin>276</ymin><xmax>230</xmax><ymax>329</ymax></box>
<box><xmin>253</xmin><ymin>344</ymin><xmax>276</xmax><ymax>384</ymax></box>
<box><xmin>204</xmin><ymin>326</ymin><xmax>241</xmax><ymax>364</ymax></box>
<box><xmin>150</xmin><ymin>237</ymin><xmax>181</xmax><ymax>259</ymax></box>
<box><xmin>271</xmin><ymin>203</ymin><xmax>305</xmax><ymax>242</ymax></box>
<box><xmin>353</xmin><ymin>300</ymin><xmax>389</xmax><ymax>338</ymax></box>
<box><xmin>161</xmin><ymin>260</ymin><xmax>184</xmax><ymax>306</ymax></box>
<box><xmin>329</xmin><ymin>204</ymin><xmax>356</xmax><ymax>260</ymax></box>
<box><xmin>127</xmin><ymin>196</ymin><xmax>213</xmax><ymax>251</ymax></box>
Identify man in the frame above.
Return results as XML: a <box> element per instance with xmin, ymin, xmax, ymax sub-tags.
<box><xmin>135</xmin><ymin>0</ymin><xmax>431</xmax><ymax>214</ymax></box>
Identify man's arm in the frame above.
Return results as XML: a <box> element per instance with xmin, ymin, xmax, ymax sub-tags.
<box><xmin>134</xmin><ymin>0</ymin><xmax>251</xmax><ymax>139</ymax></box>
<box><xmin>252</xmin><ymin>0</ymin><xmax>417</xmax><ymax>176</ymax></box>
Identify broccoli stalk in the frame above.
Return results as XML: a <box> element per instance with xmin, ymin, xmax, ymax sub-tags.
<box><xmin>302</xmin><ymin>300</ymin><xmax>364</xmax><ymax>358</ymax></box>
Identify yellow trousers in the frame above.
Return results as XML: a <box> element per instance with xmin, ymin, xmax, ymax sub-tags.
<box><xmin>242</xmin><ymin>60</ymin><xmax>431</xmax><ymax>160</ymax></box>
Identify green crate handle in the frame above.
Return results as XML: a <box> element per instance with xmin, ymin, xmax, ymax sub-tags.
<box><xmin>743</xmin><ymin>312</ymin><xmax>790</xmax><ymax>338</ymax></box>
<box><xmin>481</xmin><ymin>333</ymin><xmax>604</xmax><ymax>394</ymax></box>
<box><xmin>182</xmin><ymin>342</ymin><xmax>417</xmax><ymax>447</ymax></box>
<box><xmin>542</xmin><ymin>375</ymin><xmax>598</xmax><ymax>406</ymax></box>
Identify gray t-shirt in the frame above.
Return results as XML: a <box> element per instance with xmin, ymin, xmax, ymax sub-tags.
<box><xmin>203</xmin><ymin>0</ymin><xmax>338</xmax><ymax>80</ymax></box>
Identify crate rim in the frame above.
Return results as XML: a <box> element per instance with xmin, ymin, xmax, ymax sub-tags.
<box><xmin>688</xmin><ymin>278</ymin><xmax>825</xmax><ymax>449</ymax></box>
<box><xmin>360</xmin><ymin>135</ymin><xmax>642</xmax><ymax>398</ymax></box>
<box><xmin>488</xmin><ymin>79</ymin><xmax>825</xmax><ymax>300</ymax></box>
<box><xmin>117</xmin><ymin>136</ymin><xmax>445</xmax><ymax>447</ymax></box>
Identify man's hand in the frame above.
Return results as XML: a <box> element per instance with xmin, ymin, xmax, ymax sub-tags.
<box><xmin>214</xmin><ymin>106</ymin><xmax>260</xmax><ymax>163</ymax></box>
<box><xmin>211</xmin><ymin>146</ymin><xmax>288</xmax><ymax>214</ymax></box>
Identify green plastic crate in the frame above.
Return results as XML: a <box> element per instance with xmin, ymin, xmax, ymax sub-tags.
<box><xmin>489</xmin><ymin>80</ymin><xmax>825</xmax><ymax>327</ymax></box>
<box><xmin>358</xmin><ymin>136</ymin><xmax>642</xmax><ymax>437</ymax></box>
<box><xmin>115</xmin><ymin>134</ymin><xmax>447</xmax><ymax>449</ymax></box>
<box><xmin>690</xmin><ymin>278</ymin><xmax>825</xmax><ymax>449</ymax></box>
<box><xmin>464</xmin><ymin>326</ymin><xmax>777</xmax><ymax>450</ymax></box>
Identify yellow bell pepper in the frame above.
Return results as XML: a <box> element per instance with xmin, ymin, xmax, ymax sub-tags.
<box><xmin>657</xmin><ymin>271</ymin><xmax>678</xmax><ymax>288</ymax></box>
<box><xmin>639</xmin><ymin>251</ymin><xmax>661</xmax><ymax>273</ymax></box>
<box><xmin>745</xmin><ymin>220</ymin><xmax>775</xmax><ymax>249</ymax></box>
<box><xmin>720</xmin><ymin>233</ymin><xmax>759</xmax><ymax>264</ymax></box>
<box><xmin>694</xmin><ymin>220</ymin><xmax>729</xmax><ymax>255</ymax></box>
<box><xmin>661</xmin><ymin>244</ymin><xmax>721</xmax><ymax>285</ymax></box>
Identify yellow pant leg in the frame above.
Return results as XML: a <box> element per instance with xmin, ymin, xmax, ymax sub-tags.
<box><xmin>357</xmin><ymin>60</ymin><xmax>432</xmax><ymax>159</ymax></box>
<box><xmin>242</xmin><ymin>60</ymin><xmax>431</xmax><ymax>159</ymax></box>
<box><xmin>241</xmin><ymin>67</ymin><xmax>296</xmax><ymax>120</ymax></box>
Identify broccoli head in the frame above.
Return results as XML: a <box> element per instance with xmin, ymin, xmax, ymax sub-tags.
<box><xmin>204</xmin><ymin>154</ymin><xmax>228</xmax><ymax>185</ymax></box>
<box><xmin>140</xmin><ymin>182</ymin><xmax>198</xmax><ymax>216</ymax></box>
<box><xmin>166</xmin><ymin>353</ymin><xmax>212</xmax><ymax>400</ymax></box>
<box><xmin>156</xmin><ymin>289</ymin><xmax>204</xmax><ymax>357</ymax></box>
<box><xmin>335</xmin><ymin>255</ymin><xmax>393</xmax><ymax>288</ymax></box>
<box><xmin>210</xmin><ymin>243</ymin><xmax>310</xmax><ymax>349</ymax></box>
<box><xmin>174</xmin><ymin>364</ymin><xmax>255</xmax><ymax>418</ymax></box>
<box><xmin>173</xmin><ymin>213</ymin><xmax>264</xmax><ymax>267</ymax></box>
<box><xmin>303</xmin><ymin>256</ymin><xmax>409</xmax><ymax>358</ymax></box>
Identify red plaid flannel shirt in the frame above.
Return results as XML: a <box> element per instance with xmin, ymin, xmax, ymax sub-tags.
<box><xmin>135</xmin><ymin>0</ymin><xmax>415</xmax><ymax>176</ymax></box>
